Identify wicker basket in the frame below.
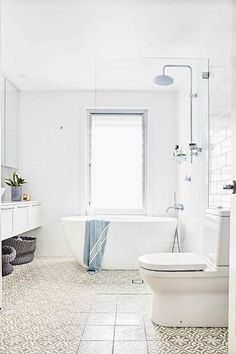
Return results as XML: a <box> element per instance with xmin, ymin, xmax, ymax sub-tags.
<box><xmin>2</xmin><ymin>246</ymin><xmax>16</xmax><ymax>276</ymax></box>
<box><xmin>3</xmin><ymin>236</ymin><xmax>37</xmax><ymax>265</ymax></box>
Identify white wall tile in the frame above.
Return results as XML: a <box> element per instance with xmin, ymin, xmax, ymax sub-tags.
<box><xmin>201</xmin><ymin>0</ymin><xmax>231</xmax><ymax>209</ymax></box>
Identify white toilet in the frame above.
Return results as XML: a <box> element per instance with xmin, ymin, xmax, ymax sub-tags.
<box><xmin>139</xmin><ymin>208</ymin><xmax>230</xmax><ymax>327</ymax></box>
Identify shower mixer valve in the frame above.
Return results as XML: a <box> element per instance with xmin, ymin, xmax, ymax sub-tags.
<box><xmin>189</xmin><ymin>143</ymin><xmax>202</xmax><ymax>156</ymax></box>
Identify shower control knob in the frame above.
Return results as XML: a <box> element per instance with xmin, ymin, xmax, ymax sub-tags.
<box><xmin>223</xmin><ymin>180</ymin><xmax>236</xmax><ymax>194</ymax></box>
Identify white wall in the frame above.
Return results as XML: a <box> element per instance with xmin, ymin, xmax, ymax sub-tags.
<box><xmin>19</xmin><ymin>92</ymin><xmax>90</xmax><ymax>256</ymax></box>
<box><xmin>2</xmin><ymin>0</ymin><xmax>212</xmax><ymax>91</ymax></box>
<box><xmin>19</xmin><ymin>90</ymin><xmax>177</xmax><ymax>256</ymax></box>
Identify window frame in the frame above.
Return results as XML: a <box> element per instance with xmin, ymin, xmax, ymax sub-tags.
<box><xmin>86</xmin><ymin>109</ymin><xmax>148</xmax><ymax>215</ymax></box>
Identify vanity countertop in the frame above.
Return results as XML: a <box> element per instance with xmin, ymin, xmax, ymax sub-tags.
<box><xmin>1</xmin><ymin>201</ymin><xmax>41</xmax><ymax>208</ymax></box>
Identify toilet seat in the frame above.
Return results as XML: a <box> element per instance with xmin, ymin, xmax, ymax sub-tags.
<box><xmin>139</xmin><ymin>252</ymin><xmax>208</xmax><ymax>271</ymax></box>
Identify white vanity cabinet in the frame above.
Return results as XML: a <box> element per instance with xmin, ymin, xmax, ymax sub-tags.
<box><xmin>1</xmin><ymin>208</ymin><xmax>14</xmax><ymax>239</ymax></box>
<box><xmin>13</xmin><ymin>205</ymin><xmax>29</xmax><ymax>235</ymax></box>
<box><xmin>1</xmin><ymin>202</ymin><xmax>41</xmax><ymax>241</ymax></box>
<box><xmin>28</xmin><ymin>204</ymin><xmax>41</xmax><ymax>229</ymax></box>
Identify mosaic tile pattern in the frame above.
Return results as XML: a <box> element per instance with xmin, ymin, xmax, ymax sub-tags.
<box><xmin>0</xmin><ymin>257</ymin><xmax>228</xmax><ymax>353</ymax></box>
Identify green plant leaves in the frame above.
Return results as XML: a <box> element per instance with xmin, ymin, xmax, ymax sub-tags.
<box><xmin>5</xmin><ymin>181</ymin><xmax>13</xmax><ymax>187</ymax></box>
<box><xmin>5</xmin><ymin>171</ymin><xmax>27</xmax><ymax>187</ymax></box>
<box><xmin>13</xmin><ymin>171</ymin><xmax>17</xmax><ymax>185</ymax></box>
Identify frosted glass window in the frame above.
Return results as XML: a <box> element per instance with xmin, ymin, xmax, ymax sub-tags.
<box><xmin>89</xmin><ymin>113</ymin><xmax>146</xmax><ymax>213</ymax></box>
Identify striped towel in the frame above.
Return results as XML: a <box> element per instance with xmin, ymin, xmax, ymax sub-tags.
<box><xmin>83</xmin><ymin>220</ymin><xmax>110</xmax><ymax>272</ymax></box>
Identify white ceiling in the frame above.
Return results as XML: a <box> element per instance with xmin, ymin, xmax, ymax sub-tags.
<box><xmin>1</xmin><ymin>0</ymin><xmax>219</xmax><ymax>91</ymax></box>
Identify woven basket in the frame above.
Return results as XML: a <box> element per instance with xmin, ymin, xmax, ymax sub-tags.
<box><xmin>3</xmin><ymin>236</ymin><xmax>37</xmax><ymax>265</ymax></box>
<box><xmin>2</xmin><ymin>246</ymin><xmax>16</xmax><ymax>276</ymax></box>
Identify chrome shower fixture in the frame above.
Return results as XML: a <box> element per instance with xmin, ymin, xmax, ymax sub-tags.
<box><xmin>153</xmin><ymin>74</ymin><xmax>174</xmax><ymax>86</ymax></box>
<box><xmin>189</xmin><ymin>143</ymin><xmax>202</xmax><ymax>156</ymax></box>
<box><xmin>154</xmin><ymin>64</ymin><xmax>200</xmax><ymax>162</ymax></box>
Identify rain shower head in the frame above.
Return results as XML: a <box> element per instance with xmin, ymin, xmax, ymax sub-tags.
<box><xmin>153</xmin><ymin>74</ymin><xmax>174</xmax><ymax>86</ymax></box>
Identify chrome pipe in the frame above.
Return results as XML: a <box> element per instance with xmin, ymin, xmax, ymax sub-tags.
<box><xmin>163</xmin><ymin>64</ymin><xmax>194</xmax><ymax>161</ymax></box>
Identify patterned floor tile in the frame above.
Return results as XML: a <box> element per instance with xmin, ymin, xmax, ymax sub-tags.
<box><xmin>146</xmin><ymin>327</ymin><xmax>228</xmax><ymax>354</ymax></box>
<box><xmin>0</xmin><ymin>257</ymin><xmax>228</xmax><ymax>354</ymax></box>
<box><xmin>147</xmin><ymin>339</ymin><xmax>228</xmax><ymax>354</ymax></box>
<box><xmin>0</xmin><ymin>338</ymin><xmax>80</xmax><ymax>354</ymax></box>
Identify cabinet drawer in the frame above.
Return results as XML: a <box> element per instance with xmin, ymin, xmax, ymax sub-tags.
<box><xmin>13</xmin><ymin>206</ymin><xmax>29</xmax><ymax>234</ymax></box>
<box><xmin>1</xmin><ymin>209</ymin><xmax>13</xmax><ymax>240</ymax></box>
<box><xmin>28</xmin><ymin>205</ymin><xmax>41</xmax><ymax>229</ymax></box>
<box><xmin>1</xmin><ymin>202</ymin><xmax>41</xmax><ymax>240</ymax></box>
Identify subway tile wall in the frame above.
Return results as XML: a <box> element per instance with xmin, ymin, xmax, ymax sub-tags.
<box><xmin>209</xmin><ymin>62</ymin><xmax>232</xmax><ymax>208</ymax></box>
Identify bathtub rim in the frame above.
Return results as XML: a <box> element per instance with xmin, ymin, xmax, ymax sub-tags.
<box><xmin>61</xmin><ymin>215</ymin><xmax>177</xmax><ymax>223</ymax></box>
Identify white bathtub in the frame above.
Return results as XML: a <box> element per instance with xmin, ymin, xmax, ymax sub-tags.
<box><xmin>61</xmin><ymin>215</ymin><xmax>177</xmax><ymax>270</ymax></box>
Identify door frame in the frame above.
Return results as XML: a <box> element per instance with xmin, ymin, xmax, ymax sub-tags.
<box><xmin>228</xmin><ymin>0</ymin><xmax>236</xmax><ymax>351</ymax></box>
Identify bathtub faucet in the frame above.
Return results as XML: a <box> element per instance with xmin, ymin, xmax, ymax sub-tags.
<box><xmin>166</xmin><ymin>204</ymin><xmax>184</xmax><ymax>214</ymax></box>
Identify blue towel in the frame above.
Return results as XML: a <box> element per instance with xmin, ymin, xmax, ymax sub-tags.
<box><xmin>83</xmin><ymin>220</ymin><xmax>110</xmax><ymax>272</ymax></box>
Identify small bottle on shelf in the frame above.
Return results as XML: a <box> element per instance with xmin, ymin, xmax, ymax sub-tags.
<box><xmin>174</xmin><ymin>145</ymin><xmax>179</xmax><ymax>156</ymax></box>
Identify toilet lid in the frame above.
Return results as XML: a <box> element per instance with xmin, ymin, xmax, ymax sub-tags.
<box><xmin>139</xmin><ymin>252</ymin><xmax>208</xmax><ymax>271</ymax></box>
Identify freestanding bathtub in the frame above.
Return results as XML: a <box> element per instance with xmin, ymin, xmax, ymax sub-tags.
<box><xmin>61</xmin><ymin>215</ymin><xmax>177</xmax><ymax>270</ymax></box>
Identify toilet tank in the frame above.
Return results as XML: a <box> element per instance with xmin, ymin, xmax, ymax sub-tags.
<box><xmin>203</xmin><ymin>208</ymin><xmax>230</xmax><ymax>266</ymax></box>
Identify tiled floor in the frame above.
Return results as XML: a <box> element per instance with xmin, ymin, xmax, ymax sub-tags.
<box><xmin>0</xmin><ymin>257</ymin><xmax>228</xmax><ymax>354</ymax></box>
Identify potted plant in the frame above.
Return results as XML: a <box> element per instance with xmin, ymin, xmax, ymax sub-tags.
<box><xmin>5</xmin><ymin>171</ymin><xmax>27</xmax><ymax>202</ymax></box>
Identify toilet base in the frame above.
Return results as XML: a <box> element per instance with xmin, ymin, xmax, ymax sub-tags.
<box><xmin>151</xmin><ymin>292</ymin><xmax>228</xmax><ymax>327</ymax></box>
